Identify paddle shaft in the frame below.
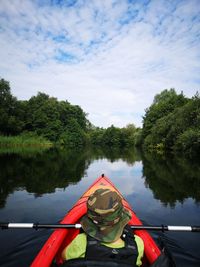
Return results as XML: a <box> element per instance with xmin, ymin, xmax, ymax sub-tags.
<box><xmin>1</xmin><ymin>223</ymin><xmax>200</xmax><ymax>232</ymax></box>
<box><xmin>131</xmin><ymin>225</ymin><xmax>200</xmax><ymax>232</ymax></box>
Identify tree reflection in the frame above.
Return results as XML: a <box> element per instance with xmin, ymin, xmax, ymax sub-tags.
<box><xmin>0</xmin><ymin>146</ymin><xmax>141</xmax><ymax>208</ymax></box>
<box><xmin>0</xmin><ymin>148</ymin><xmax>90</xmax><ymax>207</ymax></box>
<box><xmin>142</xmin><ymin>151</ymin><xmax>200</xmax><ymax>207</ymax></box>
<box><xmin>90</xmin><ymin>146</ymin><xmax>142</xmax><ymax>164</ymax></box>
<box><xmin>1</xmin><ymin>146</ymin><xmax>199</xmax><ymax>208</ymax></box>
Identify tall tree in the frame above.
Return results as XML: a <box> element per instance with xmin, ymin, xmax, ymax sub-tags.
<box><xmin>142</xmin><ymin>89</ymin><xmax>188</xmax><ymax>140</ymax></box>
<box><xmin>0</xmin><ymin>79</ymin><xmax>24</xmax><ymax>135</ymax></box>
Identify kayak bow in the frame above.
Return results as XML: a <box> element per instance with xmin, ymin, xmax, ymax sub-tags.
<box><xmin>31</xmin><ymin>175</ymin><xmax>161</xmax><ymax>267</ymax></box>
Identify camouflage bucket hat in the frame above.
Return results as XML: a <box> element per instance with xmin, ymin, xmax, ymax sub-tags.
<box><xmin>80</xmin><ymin>188</ymin><xmax>131</xmax><ymax>243</ymax></box>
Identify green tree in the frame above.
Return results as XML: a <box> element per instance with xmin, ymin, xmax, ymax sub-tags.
<box><xmin>25</xmin><ymin>92</ymin><xmax>88</xmax><ymax>145</ymax></box>
<box><xmin>59</xmin><ymin>118</ymin><xmax>86</xmax><ymax>147</ymax></box>
<box><xmin>142</xmin><ymin>89</ymin><xmax>187</xmax><ymax>140</ymax></box>
<box><xmin>0</xmin><ymin>79</ymin><xmax>24</xmax><ymax>135</ymax></box>
<box><xmin>103</xmin><ymin>125</ymin><xmax>122</xmax><ymax>146</ymax></box>
<box><xmin>89</xmin><ymin>127</ymin><xmax>105</xmax><ymax>145</ymax></box>
<box><xmin>174</xmin><ymin>128</ymin><xmax>200</xmax><ymax>157</ymax></box>
<box><xmin>142</xmin><ymin>89</ymin><xmax>200</xmax><ymax>158</ymax></box>
<box><xmin>121</xmin><ymin>124</ymin><xmax>138</xmax><ymax>146</ymax></box>
<box><xmin>26</xmin><ymin>93</ymin><xmax>61</xmax><ymax>140</ymax></box>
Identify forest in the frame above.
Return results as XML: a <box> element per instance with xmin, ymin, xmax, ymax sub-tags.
<box><xmin>142</xmin><ymin>89</ymin><xmax>200</xmax><ymax>157</ymax></box>
<box><xmin>0</xmin><ymin>78</ymin><xmax>199</xmax><ymax>158</ymax></box>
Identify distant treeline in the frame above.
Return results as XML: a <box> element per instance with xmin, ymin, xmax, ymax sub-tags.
<box><xmin>0</xmin><ymin>78</ymin><xmax>199</xmax><ymax>157</ymax></box>
<box><xmin>0</xmin><ymin>78</ymin><xmax>140</xmax><ymax>147</ymax></box>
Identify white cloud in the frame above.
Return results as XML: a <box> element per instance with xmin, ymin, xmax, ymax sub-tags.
<box><xmin>0</xmin><ymin>0</ymin><xmax>199</xmax><ymax>128</ymax></box>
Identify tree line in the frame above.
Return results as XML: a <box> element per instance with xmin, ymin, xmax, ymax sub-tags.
<box><xmin>0</xmin><ymin>78</ymin><xmax>140</xmax><ymax>147</ymax></box>
<box><xmin>141</xmin><ymin>89</ymin><xmax>200</xmax><ymax>157</ymax></box>
<box><xmin>0</xmin><ymin>78</ymin><xmax>88</xmax><ymax>147</ymax></box>
<box><xmin>0</xmin><ymin>78</ymin><xmax>199</xmax><ymax>157</ymax></box>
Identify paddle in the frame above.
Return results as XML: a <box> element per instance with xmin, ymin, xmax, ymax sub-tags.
<box><xmin>1</xmin><ymin>223</ymin><xmax>200</xmax><ymax>232</ymax></box>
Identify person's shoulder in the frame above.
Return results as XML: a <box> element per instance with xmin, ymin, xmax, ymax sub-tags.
<box><xmin>134</xmin><ymin>235</ymin><xmax>144</xmax><ymax>245</ymax></box>
<box><xmin>74</xmin><ymin>232</ymin><xmax>87</xmax><ymax>242</ymax></box>
<box><xmin>62</xmin><ymin>233</ymin><xmax>87</xmax><ymax>260</ymax></box>
<box><xmin>134</xmin><ymin>234</ymin><xmax>143</xmax><ymax>241</ymax></box>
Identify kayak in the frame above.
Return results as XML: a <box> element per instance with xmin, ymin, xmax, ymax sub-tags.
<box><xmin>31</xmin><ymin>175</ymin><xmax>162</xmax><ymax>266</ymax></box>
<box><xmin>31</xmin><ymin>175</ymin><xmax>162</xmax><ymax>267</ymax></box>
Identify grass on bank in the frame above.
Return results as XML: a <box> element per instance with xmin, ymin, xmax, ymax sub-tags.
<box><xmin>0</xmin><ymin>134</ymin><xmax>53</xmax><ymax>148</ymax></box>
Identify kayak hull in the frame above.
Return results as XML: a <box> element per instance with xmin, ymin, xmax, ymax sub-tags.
<box><xmin>31</xmin><ymin>175</ymin><xmax>161</xmax><ymax>267</ymax></box>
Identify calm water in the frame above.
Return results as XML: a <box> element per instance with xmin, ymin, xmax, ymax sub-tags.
<box><xmin>0</xmin><ymin>147</ymin><xmax>200</xmax><ymax>267</ymax></box>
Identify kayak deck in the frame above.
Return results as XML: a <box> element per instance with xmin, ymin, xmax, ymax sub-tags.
<box><xmin>31</xmin><ymin>175</ymin><xmax>161</xmax><ymax>267</ymax></box>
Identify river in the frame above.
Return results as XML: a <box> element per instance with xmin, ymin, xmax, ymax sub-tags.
<box><xmin>0</xmin><ymin>147</ymin><xmax>200</xmax><ymax>266</ymax></box>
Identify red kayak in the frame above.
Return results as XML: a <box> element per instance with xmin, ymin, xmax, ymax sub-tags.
<box><xmin>31</xmin><ymin>175</ymin><xmax>161</xmax><ymax>266</ymax></box>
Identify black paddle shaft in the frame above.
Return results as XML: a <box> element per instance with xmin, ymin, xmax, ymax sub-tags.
<box><xmin>1</xmin><ymin>223</ymin><xmax>200</xmax><ymax>232</ymax></box>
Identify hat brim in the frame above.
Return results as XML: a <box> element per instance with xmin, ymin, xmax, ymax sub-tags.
<box><xmin>80</xmin><ymin>208</ymin><xmax>131</xmax><ymax>243</ymax></box>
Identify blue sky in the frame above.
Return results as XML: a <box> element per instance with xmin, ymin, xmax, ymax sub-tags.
<box><xmin>0</xmin><ymin>0</ymin><xmax>199</xmax><ymax>127</ymax></box>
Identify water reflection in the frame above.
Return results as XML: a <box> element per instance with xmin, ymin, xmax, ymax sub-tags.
<box><xmin>0</xmin><ymin>147</ymin><xmax>200</xmax><ymax>209</ymax></box>
<box><xmin>0</xmin><ymin>147</ymin><xmax>200</xmax><ymax>267</ymax></box>
<box><xmin>0</xmin><ymin>148</ymin><xmax>90</xmax><ymax>207</ymax></box>
<box><xmin>142</xmin><ymin>152</ymin><xmax>200</xmax><ymax>207</ymax></box>
<box><xmin>89</xmin><ymin>146</ymin><xmax>142</xmax><ymax>163</ymax></box>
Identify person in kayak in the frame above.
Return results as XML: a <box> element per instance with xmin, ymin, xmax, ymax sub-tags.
<box><xmin>62</xmin><ymin>188</ymin><xmax>144</xmax><ymax>266</ymax></box>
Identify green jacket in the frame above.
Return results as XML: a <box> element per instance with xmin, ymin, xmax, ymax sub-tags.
<box><xmin>62</xmin><ymin>233</ymin><xmax>144</xmax><ymax>266</ymax></box>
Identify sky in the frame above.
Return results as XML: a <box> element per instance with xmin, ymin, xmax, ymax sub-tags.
<box><xmin>0</xmin><ymin>0</ymin><xmax>199</xmax><ymax>128</ymax></box>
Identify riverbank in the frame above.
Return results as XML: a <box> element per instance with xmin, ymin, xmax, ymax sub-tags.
<box><xmin>0</xmin><ymin>134</ymin><xmax>53</xmax><ymax>153</ymax></box>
